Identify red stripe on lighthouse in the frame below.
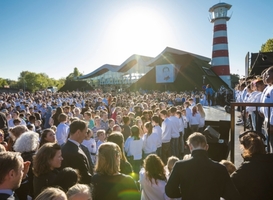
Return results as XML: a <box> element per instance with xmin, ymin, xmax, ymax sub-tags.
<box><xmin>211</xmin><ymin>65</ymin><xmax>230</xmax><ymax>75</ymax></box>
<box><xmin>213</xmin><ymin>37</ymin><xmax>228</xmax><ymax>44</ymax></box>
<box><xmin>214</xmin><ymin>24</ymin><xmax>227</xmax><ymax>31</ymax></box>
<box><xmin>212</xmin><ymin>50</ymin><xmax>229</xmax><ymax>58</ymax></box>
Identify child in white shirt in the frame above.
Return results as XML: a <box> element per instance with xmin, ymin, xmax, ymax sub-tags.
<box><xmin>82</xmin><ymin>128</ymin><xmax>96</xmax><ymax>165</ymax></box>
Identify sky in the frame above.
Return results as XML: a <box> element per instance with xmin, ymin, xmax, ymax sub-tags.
<box><xmin>1</xmin><ymin>0</ymin><xmax>273</xmax><ymax>81</ymax></box>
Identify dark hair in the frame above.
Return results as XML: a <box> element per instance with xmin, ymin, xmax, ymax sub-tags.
<box><xmin>144</xmin><ymin>154</ymin><xmax>166</xmax><ymax>185</ymax></box>
<box><xmin>40</xmin><ymin>129</ymin><xmax>55</xmax><ymax>147</ymax></box>
<box><xmin>151</xmin><ymin>115</ymin><xmax>160</xmax><ymax>124</ymax></box>
<box><xmin>123</xmin><ymin>116</ymin><xmax>130</xmax><ymax>125</ymax></box>
<box><xmin>131</xmin><ymin>125</ymin><xmax>140</xmax><ymax>140</ymax></box>
<box><xmin>239</xmin><ymin>131</ymin><xmax>266</xmax><ymax>158</ymax></box>
<box><xmin>170</xmin><ymin>107</ymin><xmax>177</xmax><ymax>113</ymax></box>
<box><xmin>160</xmin><ymin>110</ymin><xmax>167</xmax><ymax>116</ymax></box>
<box><xmin>58</xmin><ymin>113</ymin><xmax>67</xmax><ymax>123</ymax></box>
<box><xmin>33</xmin><ymin>143</ymin><xmax>61</xmax><ymax>177</ymax></box>
<box><xmin>145</xmin><ymin>122</ymin><xmax>153</xmax><ymax>135</ymax></box>
<box><xmin>69</xmin><ymin>120</ymin><xmax>87</xmax><ymax>135</ymax></box>
<box><xmin>53</xmin><ymin>167</ymin><xmax>79</xmax><ymax>192</ymax></box>
<box><xmin>0</xmin><ymin>152</ymin><xmax>21</xmax><ymax>184</ymax></box>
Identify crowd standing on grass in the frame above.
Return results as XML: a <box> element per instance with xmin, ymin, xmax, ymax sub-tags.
<box><xmin>0</xmin><ymin>78</ymin><xmax>272</xmax><ymax>200</ymax></box>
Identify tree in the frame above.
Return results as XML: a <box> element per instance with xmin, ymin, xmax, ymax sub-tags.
<box><xmin>66</xmin><ymin>67</ymin><xmax>83</xmax><ymax>82</ymax></box>
<box><xmin>261</xmin><ymin>38</ymin><xmax>273</xmax><ymax>52</ymax></box>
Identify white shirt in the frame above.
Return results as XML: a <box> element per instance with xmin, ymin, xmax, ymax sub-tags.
<box><xmin>189</xmin><ymin>113</ymin><xmax>201</xmax><ymax>126</ymax></box>
<box><xmin>168</xmin><ymin>116</ymin><xmax>180</xmax><ymax>138</ymax></box>
<box><xmin>142</xmin><ymin>133</ymin><xmax>158</xmax><ymax>154</ymax></box>
<box><xmin>178</xmin><ymin>117</ymin><xmax>185</xmax><ymax>132</ymax></box>
<box><xmin>161</xmin><ymin>118</ymin><xmax>172</xmax><ymax>143</ymax></box>
<box><xmin>153</xmin><ymin>125</ymin><xmax>162</xmax><ymax>148</ymax></box>
<box><xmin>124</xmin><ymin>137</ymin><xmax>143</xmax><ymax>160</ymax></box>
<box><xmin>56</xmin><ymin>122</ymin><xmax>69</xmax><ymax>146</ymax></box>
<box><xmin>139</xmin><ymin>168</ymin><xmax>169</xmax><ymax>200</ymax></box>
<box><xmin>260</xmin><ymin>85</ymin><xmax>273</xmax><ymax>124</ymax></box>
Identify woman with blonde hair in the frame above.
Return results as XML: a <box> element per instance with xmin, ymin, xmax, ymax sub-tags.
<box><xmin>135</xmin><ymin>117</ymin><xmax>144</xmax><ymax>137</ymax></box>
<box><xmin>196</xmin><ymin>103</ymin><xmax>206</xmax><ymax>132</ymax></box>
<box><xmin>139</xmin><ymin>154</ymin><xmax>168</xmax><ymax>200</ymax></box>
<box><xmin>35</xmin><ymin>187</ymin><xmax>67</xmax><ymax>200</ymax></box>
<box><xmin>91</xmin><ymin>142</ymin><xmax>139</xmax><ymax>200</ymax></box>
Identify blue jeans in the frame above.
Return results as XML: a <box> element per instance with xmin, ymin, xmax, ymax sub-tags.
<box><xmin>171</xmin><ymin>137</ymin><xmax>179</xmax><ymax>158</ymax></box>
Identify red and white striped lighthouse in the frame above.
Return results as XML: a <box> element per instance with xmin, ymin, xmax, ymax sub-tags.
<box><xmin>209</xmin><ymin>2</ymin><xmax>232</xmax><ymax>87</ymax></box>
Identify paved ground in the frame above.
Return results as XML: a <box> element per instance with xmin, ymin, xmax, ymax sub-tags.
<box><xmin>203</xmin><ymin>105</ymin><xmax>244</xmax><ymax>168</ymax></box>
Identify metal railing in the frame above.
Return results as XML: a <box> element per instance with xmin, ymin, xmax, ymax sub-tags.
<box><xmin>230</xmin><ymin>102</ymin><xmax>273</xmax><ymax>163</ymax></box>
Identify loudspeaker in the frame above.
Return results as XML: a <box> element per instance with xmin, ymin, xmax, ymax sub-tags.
<box><xmin>204</xmin><ymin>126</ymin><xmax>220</xmax><ymax>143</ymax></box>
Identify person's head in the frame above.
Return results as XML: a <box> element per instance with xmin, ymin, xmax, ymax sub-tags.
<box><xmin>116</xmin><ymin>115</ymin><xmax>122</xmax><ymax>124</ymax></box>
<box><xmin>187</xmin><ymin>132</ymin><xmax>208</xmax><ymax>152</ymax></box>
<box><xmin>112</xmin><ymin>124</ymin><xmax>121</xmax><ymax>132</ymax></box>
<box><xmin>97</xmin><ymin>130</ymin><xmax>106</xmax><ymax>142</ymax></box>
<box><xmin>94</xmin><ymin>115</ymin><xmax>101</xmax><ymax>126</ymax></box>
<box><xmin>95</xmin><ymin>142</ymin><xmax>121</xmax><ymax>175</ymax></box>
<box><xmin>40</xmin><ymin>129</ymin><xmax>56</xmax><ymax>147</ymax></box>
<box><xmin>239</xmin><ymin>131</ymin><xmax>266</xmax><ymax>158</ymax></box>
<box><xmin>122</xmin><ymin>116</ymin><xmax>130</xmax><ymax>125</ymax></box>
<box><xmin>84</xmin><ymin>111</ymin><xmax>92</xmax><ymax>120</ymax></box>
<box><xmin>144</xmin><ymin>121</ymin><xmax>153</xmax><ymax>135</ymax></box>
<box><xmin>151</xmin><ymin>115</ymin><xmax>160</xmax><ymax>126</ymax></box>
<box><xmin>159</xmin><ymin>110</ymin><xmax>168</xmax><ymax>120</ymax></box>
<box><xmin>58</xmin><ymin>113</ymin><xmax>68</xmax><ymax>123</ymax></box>
<box><xmin>101</xmin><ymin>111</ymin><xmax>108</xmax><ymax>121</ymax></box>
<box><xmin>175</xmin><ymin>110</ymin><xmax>182</xmax><ymax>118</ymax></box>
<box><xmin>69</xmin><ymin>120</ymin><xmax>88</xmax><ymax>143</ymax></box>
<box><xmin>13</xmin><ymin>118</ymin><xmax>21</xmax><ymax>126</ymax></box>
<box><xmin>131</xmin><ymin>125</ymin><xmax>140</xmax><ymax>140</ymax></box>
<box><xmin>192</xmin><ymin>106</ymin><xmax>197</xmax><ymax>116</ymax></box>
<box><xmin>135</xmin><ymin>117</ymin><xmax>142</xmax><ymax>127</ymax></box>
<box><xmin>85</xmin><ymin>128</ymin><xmax>93</xmax><ymax>140</ymax></box>
<box><xmin>143</xmin><ymin>154</ymin><xmax>166</xmax><ymax>184</ymax></box>
<box><xmin>29</xmin><ymin>115</ymin><xmax>36</xmax><ymax>123</ymax></box>
<box><xmin>13</xmin><ymin>131</ymin><xmax>39</xmax><ymax>153</ymax></box>
<box><xmin>265</xmin><ymin>66</ymin><xmax>273</xmax><ymax>85</ymax></box>
<box><xmin>0</xmin><ymin>151</ymin><xmax>24</xmax><ymax>190</ymax></box>
<box><xmin>170</xmin><ymin>107</ymin><xmax>177</xmax><ymax>115</ymax></box>
<box><xmin>108</xmin><ymin>118</ymin><xmax>115</xmax><ymax>128</ymax></box>
<box><xmin>54</xmin><ymin>167</ymin><xmax>79</xmax><ymax>192</ymax></box>
<box><xmin>66</xmin><ymin>184</ymin><xmax>92</xmax><ymax>200</ymax></box>
<box><xmin>167</xmin><ymin>156</ymin><xmax>179</xmax><ymax>173</ymax></box>
<box><xmin>220</xmin><ymin>160</ymin><xmax>236</xmax><ymax>175</ymax></box>
<box><xmin>9</xmin><ymin>125</ymin><xmax>28</xmax><ymax>140</ymax></box>
<box><xmin>33</xmin><ymin>143</ymin><xmax>62</xmax><ymax>177</ymax></box>
<box><xmin>107</xmin><ymin>132</ymin><xmax>127</xmax><ymax>162</ymax></box>
<box><xmin>35</xmin><ymin>187</ymin><xmax>67</xmax><ymax>200</ymax></box>
<box><xmin>196</xmin><ymin>103</ymin><xmax>205</xmax><ymax>118</ymax></box>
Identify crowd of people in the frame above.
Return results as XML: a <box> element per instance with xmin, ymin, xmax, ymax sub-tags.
<box><xmin>0</xmin><ymin>80</ymin><xmax>272</xmax><ymax>200</ymax></box>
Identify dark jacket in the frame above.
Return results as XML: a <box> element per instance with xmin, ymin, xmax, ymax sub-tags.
<box><xmin>165</xmin><ymin>149</ymin><xmax>240</xmax><ymax>200</ymax></box>
<box><xmin>231</xmin><ymin>154</ymin><xmax>273</xmax><ymax>200</ymax></box>
<box><xmin>61</xmin><ymin>140</ymin><xmax>92</xmax><ymax>184</ymax></box>
<box><xmin>0</xmin><ymin>193</ymin><xmax>19</xmax><ymax>200</ymax></box>
<box><xmin>33</xmin><ymin>170</ymin><xmax>59</xmax><ymax>198</ymax></box>
<box><xmin>91</xmin><ymin>173</ymin><xmax>140</xmax><ymax>200</ymax></box>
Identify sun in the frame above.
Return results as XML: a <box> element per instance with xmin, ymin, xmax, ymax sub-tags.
<box><xmin>105</xmin><ymin>5</ymin><xmax>174</xmax><ymax>58</ymax></box>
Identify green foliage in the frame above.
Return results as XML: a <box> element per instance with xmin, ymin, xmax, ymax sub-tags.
<box><xmin>261</xmin><ymin>38</ymin><xmax>273</xmax><ymax>52</ymax></box>
<box><xmin>66</xmin><ymin>67</ymin><xmax>83</xmax><ymax>82</ymax></box>
<box><xmin>1</xmin><ymin>67</ymin><xmax>82</xmax><ymax>92</ymax></box>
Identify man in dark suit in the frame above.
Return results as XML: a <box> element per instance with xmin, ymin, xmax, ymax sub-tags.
<box><xmin>61</xmin><ymin>120</ymin><xmax>93</xmax><ymax>185</ymax></box>
<box><xmin>165</xmin><ymin>132</ymin><xmax>241</xmax><ymax>200</ymax></box>
<box><xmin>0</xmin><ymin>152</ymin><xmax>30</xmax><ymax>200</ymax></box>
